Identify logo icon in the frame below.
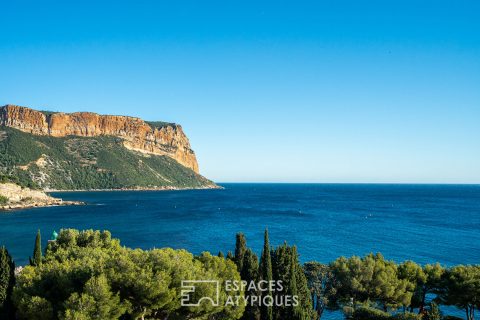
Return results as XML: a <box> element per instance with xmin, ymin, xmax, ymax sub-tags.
<box><xmin>181</xmin><ymin>280</ymin><xmax>220</xmax><ymax>307</ymax></box>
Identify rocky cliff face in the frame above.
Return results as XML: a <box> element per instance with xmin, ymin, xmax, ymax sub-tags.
<box><xmin>0</xmin><ymin>105</ymin><xmax>199</xmax><ymax>172</ymax></box>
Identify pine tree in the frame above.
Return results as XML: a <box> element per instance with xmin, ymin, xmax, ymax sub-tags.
<box><xmin>260</xmin><ymin>229</ymin><xmax>273</xmax><ymax>320</ymax></box>
<box><xmin>63</xmin><ymin>275</ymin><xmax>127</xmax><ymax>319</ymax></box>
<box><xmin>30</xmin><ymin>229</ymin><xmax>42</xmax><ymax>266</ymax></box>
<box><xmin>235</xmin><ymin>233</ymin><xmax>247</xmax><ymax>273</ymax></box>
<box><xmin>0</xmin><ymin>246</ymin><xmax>15</xmax><ymax>319</ymax></box>
<box><xmin>218</xmin><ymin>251</ymin><xmax>225</xmax><ymax>258</ymax></box>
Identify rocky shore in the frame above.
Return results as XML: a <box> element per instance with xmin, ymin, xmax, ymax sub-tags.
<box><xmin>0</xmin><ymin>183</ymin><xmax>83</xmax><ymax>210</ymax></box>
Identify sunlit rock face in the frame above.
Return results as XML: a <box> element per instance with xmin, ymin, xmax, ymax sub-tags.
<box><xmin>0</xmin><ymin>104</ymin><xmax>199</xmax><ymax>173</ymax></box>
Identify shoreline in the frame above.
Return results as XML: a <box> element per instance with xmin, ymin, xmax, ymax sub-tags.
<box><xmin>46</xmin><ymin>185</ymin><xmax>224</xmax><ymax>193</ymax></box>
<box><xmin>1</xmin><ymin>183</ymin><xmax>222</xmax><ymax>211</ymax></box>
<box><xmin>1</xmin><ymin>200</ymin><xmax>84</xmax><ymax>211</ymax></box>
<box><xmin>0</xmin><ymin>182</ymin><xmax>85</xmax><ymax>211</ymax></box>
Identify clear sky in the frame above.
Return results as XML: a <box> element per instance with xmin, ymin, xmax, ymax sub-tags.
<box><xmin>1</xmin><ymin>1</ymin><xmax>479</xmax><ymax>183</ymax></box>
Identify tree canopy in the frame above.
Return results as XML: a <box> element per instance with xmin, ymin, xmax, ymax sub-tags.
<box><xmin>13</xmin><ymin>229</ymin><xmax>244</xmax><ymax>320</ymax></box>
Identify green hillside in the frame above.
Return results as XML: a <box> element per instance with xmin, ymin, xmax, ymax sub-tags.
<box><xmin>0</xmin><ymin>126</ymin><xmax>216</xmax><ymax>190</ymax></box>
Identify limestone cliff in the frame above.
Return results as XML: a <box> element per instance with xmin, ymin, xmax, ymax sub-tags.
<box><xmin>0</xmin><ymin>105</ymin><xmax>199</xmax><ymax>173</ymax></box>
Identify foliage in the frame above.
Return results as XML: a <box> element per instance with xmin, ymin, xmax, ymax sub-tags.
<box><xmin>9</xmin><ymin>227</ymin><xmax>480</xmax><ymax>320</ymax></box>
<box><xmin>437</xmin><ymin>265</ymin><xmax>480</xmax><ymax>320</ymax></box>
<box><xmin>330</xmin><ymin>253</ymin><xmax>413</xmax><ymax>311</ymax></box>
<box><xmin>29</xmin><ymin>229</ymin><xmax>42</xmax><ymax>266</ymax></box>
<box><xmin>38</xmin><ymin>110</ymin><xmax>59</xmax><ymax>117</ymax></box>
<box><xmin>271</xmin><ymin>244</ymin><xmax>312</xmax><ymax>320</ymax></box>
<box><xmin>259</xmin><ymin>229</ymin><xmax>273</xmax><ymax>320</ymax></box>
<box><xmin>227</xmin><ymin>251</ymin><xmax>234</xmax><ymax>261</ymax></box>
<box><xmin>0</xmin><ymin>195</ymin><xmax>8</xmax><ymax>205</ymax></box>
<box><xmin>303</xmin><ymin>261</ymin><xmax>336</xmax><ymax>318</ymax></box>
<box><xmin>234</xmin><ymin>232</ymin><xmax>313</xmax><ymax>320</ymax></box>
<box><xmin>13</xmin><ymin>229</ymin><xmax>244</xmax><ymax>320</ymax></box>
<box><xmin>241</xmin><ymin>248</ymin><xmax>259</xmax><ymax>320</ymax></box>
<box><xmin>145</xmin><ymin>121</ymin><xmax>176</xmax><ymax>130</ymax></box>
<box><xmin>235</xmin><ymin>233</ymin><xmax>247</xmax><ymax>272</ymax></box>
<box><xmin>425</xmin><ymin>302</ymin><xmax>441</xmax><ymax>320</ymax></box>
<box><xmin>233</xmin><ymin>234</ymin><xmax>259</xmax><ymax>320</ymax></box>
<box><xmin>0</xmin><ymin>126</ymin><xmax>214</xmax><ymax>190</ymax></box>
<box><xmin>0</xmin><ymin>246</ymin><xmax>15</xmax><ymax>319</ymax></box>
<box><xmin>351</xmin><ymin>306</ymin><xmax>391</xmax><ymax>320</ymax></box>
<box><xmin>62</xmin><ymin>275</ymin><xmax>127</xmax><ymax>320</ymax></box>
<box><xmin>351</xmin><ymin>307</ymin><xmax>421</xmax><ymax>320</ymax></box>
<box><xmin>391</xmin><ymin>312</ymin><xmax>422</xmax><ymax>320</ymax></box>
<box><xmin>398</xmin><ymin>261</ymin><xmax>444</xmax><ymax>313</ymax></box>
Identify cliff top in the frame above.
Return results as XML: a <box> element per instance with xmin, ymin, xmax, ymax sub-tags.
<box><xmin>2</xmin><ymin>104</ymin><xmax>178</xmax><ymax>129</ymax></box>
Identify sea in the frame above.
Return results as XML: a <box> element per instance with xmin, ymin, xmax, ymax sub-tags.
<box><xmin>0</xmin><ymin>183</ymin><xmax>479</xmax><ymax>318</ymax></box>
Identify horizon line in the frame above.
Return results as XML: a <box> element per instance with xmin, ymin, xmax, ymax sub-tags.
<box><xmin>215</xmin><ymin>181</ymin><xmax>480</xmax><ymax>185</ymax></box>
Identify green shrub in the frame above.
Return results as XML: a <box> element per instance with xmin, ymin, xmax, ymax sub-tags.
<box><xmin>426</xmin><ymin>302</ymin><xmax>441</xmax><ymax>320</ymax></box>
<box><xmin>352</xmin><ymin>307</ymin><xmax>422</xmax><ymax>320</ymax></box>
<box><xmin>352</xmin><ymin>307</ymin><xmax>391</xmax><ymax>320</ymax></box>
<box><xmin>0</xmin><ymin>195</ymin><xmax>8</xmax><ymax>205</ymax></box>
<box><xmin>392</xmin><ymin>312</ymin><xmax>422</xmax><ymax>320</ymax></box>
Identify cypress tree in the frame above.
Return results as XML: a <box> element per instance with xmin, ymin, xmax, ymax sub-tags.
<box><xmin>288</xmin><ymin>250</ymin><xmax>303</xmax><ymax>320</ymax></box>
<box><xmin>271</xmin><ymin>242</ymin><xmax>290</xmax><ymax>319</ymax></box>
<box><xmin>260</xmin><ymin>229</ymin><xmax>273</xmax><ymax>320</ymax></box>
<box><xmin>0</xmin><ymin>246</ymin><xmax>15</xmax><ymax>319</ymax></box>
<box><xmin>226</xmin><ymin>251</ymin><xmax>234</xmax><ymax>261</ymax></box>
<box><xmin>218</xmin><ymin>251</ymin><xmax>225</xmax><ymax>258</ymax></box>
<box><xmin>241</xmin><ymin>248</ymin><xmax>260</xmax><ymax>320</ymax></box>
<box><xmin>271</xmin><ymin>243</ymin><xmax>313</xmax><ymax>320</ymax></box>
<box><xmin>292</xmin><ymin>246</ymin><xmax>313</xmax><ymax>320</ymax></box>
<box><xmin>30</xmin><ymin>229</ymin><xmax>42</xmax><ymax>266</ymax></box>
<box><xmin>235</xmin><ymin>233</ymin><xmax>247</xmax><ymax>273</ymax></box>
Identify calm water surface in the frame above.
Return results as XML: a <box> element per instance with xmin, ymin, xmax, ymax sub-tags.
<box><xmin>1</xmin><ymin>183</ymin><xmax>478</xmax><ymax>265</ymax></box>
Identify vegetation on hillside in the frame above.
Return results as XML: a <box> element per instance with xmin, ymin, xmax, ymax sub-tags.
<box><xmin>145</xmin><ymin>121</ymin><xmax>176</xmax><ymax>130</ymax></box>
<box><xmin>0</xmin><ymin>126</ymin><xmax>215</xmax><ymax>190</ymax></box>
<box><xmin>0</xmin><ymin>195</ymin><xmax>8</xmax><ymax>205</ymax></box>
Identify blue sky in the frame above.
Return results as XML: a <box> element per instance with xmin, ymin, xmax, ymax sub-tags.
<box><xmin>1</xmin><ymin>1</ymin><xmax>479</xmax><ymax>183</ymax></box>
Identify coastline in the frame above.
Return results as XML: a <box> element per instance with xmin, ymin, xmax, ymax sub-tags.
<box><xmin>46</xmin><ymin>184</ymin><xmax>224</xmax><ymax>193</ymax></box>
<box><xmin>0</xmin><ymin>183</ymin><xmax>222</xmax><ymax>211</ymax></box>
<box><xmin>1</xmin><ymin>200</ymin><xmax>84</xmax><ymax>211</ymax></box>
<box><xmin>0</xmin><ymin>182</ymin><xmax>85</xmax><ymax>211</ymax></box>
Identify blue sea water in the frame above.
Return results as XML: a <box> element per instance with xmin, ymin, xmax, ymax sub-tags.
<box><xmin>1</xmin><ymin>183</ymin><xmax>479</xmax><ymax>266</ymax></box>
<box><xmin>0</xmin><ymin>183</ymin><xmax>479</xmax><ymax>318</ymax></box>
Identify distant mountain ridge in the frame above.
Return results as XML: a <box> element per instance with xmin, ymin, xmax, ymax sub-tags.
<box><xmin>0</xmin><ymin>104</ymin><xmax>216</xmax><ymax>190</ymax></box>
